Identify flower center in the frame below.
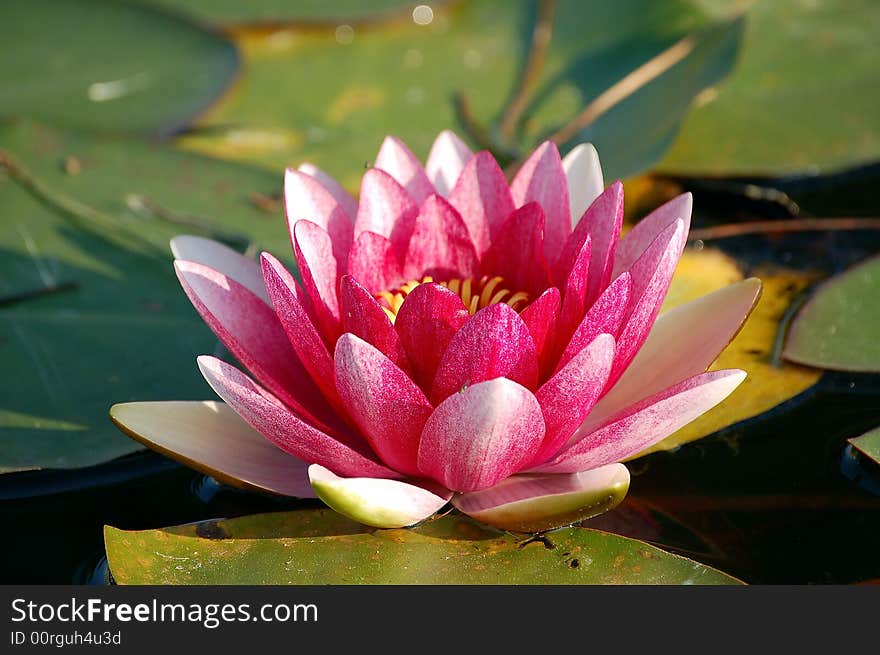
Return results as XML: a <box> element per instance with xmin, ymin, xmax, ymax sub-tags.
<box><xmin>376</xmin><ymin>276</ymin><xmax>530</xmax><ymax>323</ymax></box>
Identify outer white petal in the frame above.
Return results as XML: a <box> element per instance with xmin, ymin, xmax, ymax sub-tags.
<box><xmin>170</xmin><ymin>235</ymin><xmax>269</xmax><ymax>305</ymax></box>
<box><xmin>562</xmin><ymin>143</ymin><xmax>604</xmax><ymax>228</ymax></box>
<box><xmin>309</xmin><ymin>465</ymin><xmax>451</xmax><ymax>528</ymax></box>
<box><xmin>425</xmin><ymin>130</ymin><xmax>474</xmax><ymax>197</ymax></box>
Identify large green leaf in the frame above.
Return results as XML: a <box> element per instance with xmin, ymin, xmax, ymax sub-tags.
<box><xmin>783</xmin><ymin>254</ymin><xmax>880</xmax><ymax>372</ymax></box>
<box><xmin>0</xmin><ymin>120</ymin><xmax>291</xmax><ymax>473</ymax></box>
<box><xmin>104</xmin><ymin>509</ymin><xmax>742</xmax><ymax>584</ymax></box>
<box><xmin>180</xmin><ymin>0</ymin><xmax>740</xmax><ymax>183</ymax></box>
<box><xmin>122</xmin><ymin>0</ymin><xmax>419</xmax><ymax>25</ymax></box>
<box><xmin>660</xmin><ymin>0</ymin><xmax>880</xmax><ymax>175</ymax></box>
<box><xmin>0</xmin><ymin>0</ymin><xmax>238</xmax><ymax>136</ymax></box>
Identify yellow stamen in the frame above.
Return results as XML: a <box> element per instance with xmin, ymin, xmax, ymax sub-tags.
<box><xmin>376</xmin><ymin>275</ymin><xmax>531</xmax><ymax>323</ymax></box>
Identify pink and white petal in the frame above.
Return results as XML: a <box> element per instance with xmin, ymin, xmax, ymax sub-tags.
<box><xmin>297</xmin><ymin>162</ymin><xmax>358</xmax><ymax>220</ymax></box>
<box><xmin>592</xmin><ymin>278</ymin><xmax>762</xmax><ymax>426</ymax></box>
<box><xmin>293</xmin><ymin>220</ymin><xmax>342</xmax><ymax>343</ymax></box>
<box><xmin>110</xmin><ymin>401</ymin><xmax>315</xmax><ymax>498</ymax></box>
<box><xmin>347</xmin><ymin>230</ymin><xmax>405</xmax><ymax>295</ymax></box>
<box><xmin>175</xmin><ymin>259</ymin><xmax>334</xmax><ymax>426</ymax></box>
<box><xmin>531</xmin><ymin>333</ymin><xmax>615</xmax><ymax>466</ymax></box>
<box><xmin>520</xmin><ymin>287</ymin><xmax>561</xmax><ymax>378</ymax></box>
<box><xmin>555</xmin><ymin>181</ymin><xmax>624</xmax><ymax>307</ymax></box>
<box><xmin>453</xmin><ymin>464</ymin><xmax>630</xmax><ymax>532</ymax></box>
<box><xmin>563</xmin><ymin>143</ymin><xmax>604</xmax><ymax>228</ymax></box>
<box><xmin>418</xmin><ymin>378</ymin><xmax>546</xmax><ymax>492</ymax></box>
<box><xmin>403</xmin><ymin>194</ymin><xmax>480</xmax><ymax>282</ymax></box>
<box><xmin>309</xmin><ymin>464</ymin><xmax>450</xmax><ymax>529</ymax></box>
<box><xmin>536</xmin><ymin>369</ymin><xmax>747</xmax><ymax>474</ymax></box>
<box><xmin>260</xmin><ymin>253</ymin><xmax>341</xmax><ymax>409</ymax></box>
<box><xmin>431</xmin><ymin>303</ymin><xmax>539</xmax><ymax>405</ymax></box>
<box><xmin>395</xmin><ymin>282</ymin><xmax>470</xmax><ymax>391</ymax></box>
<box><xmin>613</xmin><ymin>192</ymin><xmax>692</xmax><ymax>278</ymax></box>
<box><xmin>339</xmin><ymin>274</ymin><xmax>409</xmax><ymax>371</ymax></box>
<box><xmin>354</xmin><ymin>168</ymin><xmax>419</xmax><ymax>252</ymax></box>
<box><xmin>510</xmin><ymin>141</ymin><xmax>571</xmax><ymax>264</ymax></box>
<box><xmin>198</xmin><ymin>355</ymin><xmax>397</xmax><ymax>479</ymax></box>
<box><xmin>611</xmin><ymin>219</ymin><xmax>686</xmax><ymax>383</ymax></box>
<box><xmin>483</xmin><ymin>202</ymin><xmax>551</xmax><ymax>296</ymax></box>
<box><xmin>448</xmin><ymin>150</ymin><xmax>515</xmax><ymax>258</ymax></box>
<box><xmin>425</xmin><ymin>129</ymin><xmax>473</xmax><ymax>197</ymax></box>
<box><xmin>334</xmin><ymin>334</ymin><xmax>433</xmax><ymax>476</ymax></box>
<box><xmin>284</xmin><ymin>169</ymin><xmax>354</xmax><ymax>268</ymax></box>
<box><xmin>557</xmin><ymin>272</ymin><xmax>631</xmax><ymax>372</ymax></box>
<box><xmin>374</xmin><ymin>135</ymin><xmax>434</xmax><ymax>204</ymax></box>
<box><xmin>170</xmin><ymin>235</ymin><xmax>269</xmax><ymax>305</ymax></box>
<box><xmin>557</xmin><ymin>235</ymin><xmax>592</xmax><ymax>340</ymax></box>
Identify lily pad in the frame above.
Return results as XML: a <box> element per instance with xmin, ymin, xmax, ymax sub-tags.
<box><xmin>0</xmin><ymin>0</ymin><xmax>238</xmax><ymax>136</ymax></box>
<box><xmin>660</xmin><ymin>0</ymin><xmax>880</xmax><ymax>175</ymax></box>
<box><xmin>179</xmin><ymin>0</ymin><xmax>740</xmax><ymax>183</ymax></box>
<box><xmin>636</xmin><ymin>252</ymin><xmax>822</xmax><ymax>456</ymax></box>
<box><xmin>0</xmin><ymin>120</ymin><xmax>290</xmax><ymax>473</ymax></box>
<box><xmin>104</xmin><ymin>509</ymin><xmax>741</xmax><ymax>584</ymax></box>
<box><xmin>850</xmin><ymin>427</ymin><xmax>880</xmax><ymax>466</ymax></box>
<box><xmin>122</xmin><ymin>0</ymin><xmax>421</xmax><ymax>25</ymax></box>
<box><xmin>782</xmin><ymin>254</ymin><xmax>880</xmax><ymax>372</ymax></box>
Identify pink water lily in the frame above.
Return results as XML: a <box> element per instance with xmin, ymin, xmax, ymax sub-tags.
<box><xmin>110</xmin><ymin>131</ymin><xmax>760</xmax><ymax>532</ymax></box>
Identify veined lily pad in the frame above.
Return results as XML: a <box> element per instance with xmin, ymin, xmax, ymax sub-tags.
<box><xmin>0</xmin><ymin>0</ymin><xmax>238</xmax><ymax>136</ymax></box>
<box><xmin>850</xmin><ymin>427</ymin><xmax>880</xmax><ymax>467</ymax></box>
<box><xmin>783</xmin><ymin>254</ymin><xmax>880</xmax><ymax>372</ymax></box>
<box><xmin>0</xmin><ymin>120</ymin><xmax>290</xmax><ymax>473</ymax></box>
<box><xmin>104</xmin><ymin>509</ymin><xmax>742</xmax><ymax>584</ymax></box>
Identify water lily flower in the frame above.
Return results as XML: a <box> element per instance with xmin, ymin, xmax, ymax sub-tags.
<box><xmin>111</xmin><ymin>131</ymin><xmax>761</xmax><ymax>532</ymax></box>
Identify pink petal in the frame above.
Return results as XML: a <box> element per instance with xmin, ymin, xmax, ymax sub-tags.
<box><xmin>448</xmin><ymin>150</ymin><xmax>515</xmax><ymax>258</ymax></box>
<box><xmin>535</xmin><ymin>369</ymin><xmax>747</xmax><ymax>474</ymax></box>
<box><xmin>613</xmin><ymin>192</ymin><xmax>692</xmax><ymax>278</ymax></box>
<box><xmin>557</xmin><ymin>235</ymin><xmax>592</xmax><ymax>340</ymax></box>
<box><xmin>260</xmin><ymin>252</ymin><xmax>341</xmax><ymax>410</ymax></box>
<box><xmin>347</xmin><ymin>230</ymin><xmax>405</xmax><ymax>295</ymax></box>
<box><xmin>354</xmin><ymin>167</ymin><xmax>419</xmax><ymax>254</ymax></box>
<box><xmin>418</xmin><ymin>378</ymin><xmax>545</xmax><ymax>492</ymax></box>
<box><xmin>374</xmin><ymin>135</ymin><xmax>434</xmax><ymax>204</ymax></box>
<box><xmin>334</xmin><ymin>333</ymin><xmax>433</xmax><ymax>476</ymax></box>
<box><xmin>198</xmin><ymin>355</ymin><xmax>397</xmax><ymax>479</ymax></box>
<box><xmin>483</xmin><ymin>202</ymin><xmax>551</xmax><ymax>296</ymax></box>
<box><xmin>425</xmin><ymin>130</ymin><xmax>473</xmax><ymax>197</ymax></box>
<box><xmin>297</xmin><ymin>162</ymin><xmax>358</xmax><ymax>220</ymax></box>
<box><xmin>284</xmin><ymin>168</ymin><xmax>354</xmax><ymax>269</ymax></box>
<box><xmin>530</xmin><ymin>333</ymin><xmax>615</xmax><ymax>466</ymax></box>
<box><xmin>555</xmin><ymin>181</ymin><xmax>624</xmax><ymax>308</ymax></box>
<box><xmin>170</xmin><ymin>235</ymin><xmax>269</xmax><ymax>305</ymax></box>
<box><xmin>395</xmin><ymin>282</ymin><xmax>470</xmax><ymax>391</ymax></box>
<box><xmin>557</xmin><ymin>272</ymin><xmax>632</xmax><ymax>372</ymax></box>
<box><xmin>562</xmin><ymin>143</ymin><xmax>604</xmax><ymax>228</ymax></box>
<box><xmin>520</xmin><ymin>287</ymin><xmax>561</xmax><ymax>378</ymax></box>
<box><xmin>453</xmin><ymin>464</ymin><xmax>629</xmax><ymax>532</ymax></box>
<box><xmin>611</xmin><ymin>219</ymin><xmax>686</xmax><ymax>384</ymax></box>
<box><xmin>110</xmin><ymin>400</ymin><xmax>315</xmax><ymax>498</ymax></box>
<box><xmin>510</xmin><ymin>141</ymin><xmax>571</xmax><ymax>265</ymax></box>
<box><xmin>431</xmin><ymin>303</ymin><xmax>539</xmax><ymax>405</ymax></box>
<box><xmin>402</xmin><ymin>194</ymin><xmax>480</xmax><ymax>281</ymax></box>
<box><xmin>293</xmin><ymin>220</ymin><xmax>342</xmax><ymax>343</ymax></box>
<box><xmin>309</xmin><ymin>464</ymin><xmax>450</xmax><ymax>529</ymax></box>
<box><xmin>592</xmin><ymin>278</ymin><xmax>762</xmax><ymax>427</ymax></box>
<box><xmin>174</xmin><ymin>259</ymin><xmax>335</xmax><ymax>428</ymax></box>
<box><xmin>339</xmin><ymin>274</ymin><xmax>410</xmax><ymax>371</ymax></box>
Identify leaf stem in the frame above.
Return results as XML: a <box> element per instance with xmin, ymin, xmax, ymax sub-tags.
<box><xmin>688</xmin><ymin>217</ymin><xmax>880</xmax><ymax>241</ymax></box>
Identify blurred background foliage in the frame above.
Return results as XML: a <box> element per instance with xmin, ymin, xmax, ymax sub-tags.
<box><xmin>1</xmin><ymin>0</ymin><xmax>878</xmax><ymax>584</ymax></box>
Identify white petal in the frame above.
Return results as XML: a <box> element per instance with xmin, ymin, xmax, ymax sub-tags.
<box><xmin>425</xmin><ymin>130</ymin><xmax>474</xmax><ymax>197</ymax></box>
<box><xmin>170</xmin><ymin>235</ymin><xmax>269</xmax><ymax>305</ymax></box>
<box><xmin>562</xmin><ymin>143</ymin><xmax>604</xmax><ymax>228</ymax></box>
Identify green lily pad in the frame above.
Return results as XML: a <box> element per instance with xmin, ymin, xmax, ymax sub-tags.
<box><xmin>104</xmin><ymin>509</ymin><xmax>742</xmax><ymax>584</ymax></box>
<box><xmin>783</xmin><ymin>254</ymin><xmax>880</xmax><ymax>372</ymax></box>
<box><xmin>122</xmin><ymin>0</ymin><xmax>421</xmax><ymax>25</ymax></box>
<box><xmin>0</xmin><ymin>0</ymin><xmax>238</xmax><ymax>136</ymax></box>
<box><xmin>850</xmin><ymin>427</ymin><xmax>880</xmax><ymax>466</ymax></box>
<box><xmin>0</xmin><ymin>119</ymin><xmax>292</xmax><ymax>473</ymax></box>
<box><xmin>660</xmin><ymin>0</ymin><xmax>880</xmax><ymax>175</ymax></box>
<box><xmin>180</xmin><ymin>0</ymin><xmax>740</xmax><ymax>183</ymax></box>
